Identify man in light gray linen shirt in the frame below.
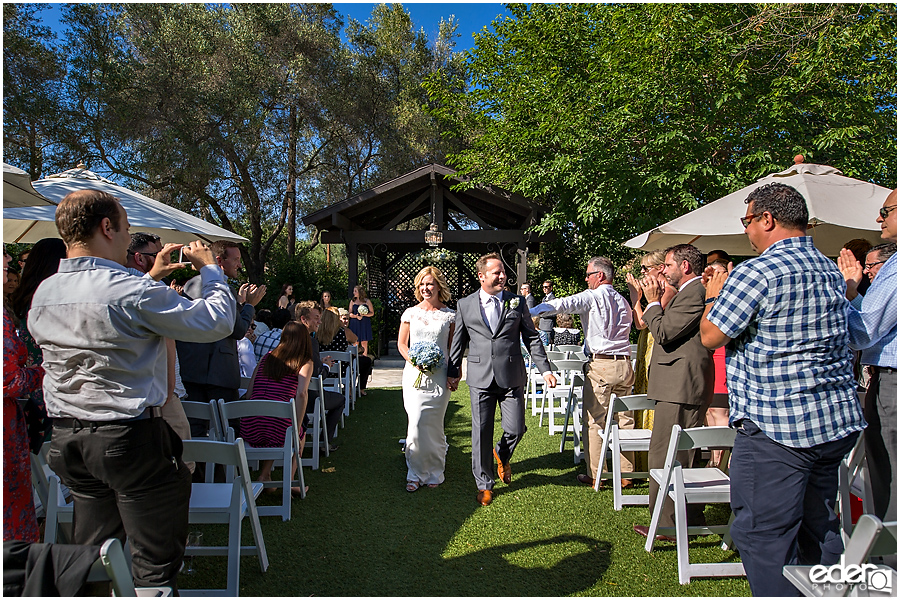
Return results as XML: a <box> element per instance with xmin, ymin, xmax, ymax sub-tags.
<box><xmin>29</xmin><ymin>189</ymin><xmax>235</xmax><ymax>591</ymax></box>
<box><xmin>531</xmin><ymin>256</ymin><xmax>636</xmax><ymax>488</ymax></box>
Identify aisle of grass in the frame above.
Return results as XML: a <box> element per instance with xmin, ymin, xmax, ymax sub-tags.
<box><xmin>178</xmin><ymin>384</ymin><xmax>750</xmax><ymax>596</ymax></box>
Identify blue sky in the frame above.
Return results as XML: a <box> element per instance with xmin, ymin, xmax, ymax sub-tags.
<box><xmin>36</xmin><ymin>2</ymin><xmax>510</xmax><ymax>53</ymax></box>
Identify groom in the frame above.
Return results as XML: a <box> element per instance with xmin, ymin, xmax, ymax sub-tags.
<box><xmin>448</xmin><ymin>253</ymin><xmax>557</xmax><ymax>506</ymax></box>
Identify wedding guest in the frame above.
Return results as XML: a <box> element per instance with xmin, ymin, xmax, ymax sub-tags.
<box><xmin>702</xmin><ymin>182</ymin><xmax>864</xmax><ymax>595</ymax></box>
<box><xmin>843</xmin><ymin>238</ymin><xmax>873</xmax><ymax>296</ymax></box>
<box><xmin>531</xmin><ymin>257</ymin><xmax>633</xmax><ymax>489</ymax></box>
<box><xmin>532</xmin><ymin>316</ymin><xmax>550</xmax><ymax>347</ymax></box>
<box><xmin>520</xmin><ymin>282</ymin><xmax>535</xmax><ymax>310</ymax></box>
<box><xmin>4</xmin><ymin>270</ymin><xmax>19</xmax><ymax>299</ymax></box>
<box><xmin>552</xmin><ymin>313</ymin><xmax>583</xmax><ymax>346</ymax></box>
<box><xmin>237</xmin><ymin>321</ymin><xmax>258</xmax><ymax>398</ymax></box>
<box><xmin>702</xmin><ymin>259</ymin><xmax>730</xmax><ymax>467</ymax></box>
<box><xmin>625</xmin><ymin>250</ymin><xmax>676</xmax><ymax>425</ymax></box>
<box><xmin>349</xmin><ymin>285</ymin><xmax>374</xmax><ymax>356</ymax></box>
<box><xmin>538</xmin><ymin>281</ymin><xmax>556</xmax><ymax>344</ymax></box>
<box><xmin>320</xmin><ymin>307</ymin><xmax>373</xmax><ymax>396</ymax></box>
<box><xmin>254</xmin><ymin>308</ymin><xmax>293</xmax><ymax>362</ymax></box>
<box><xmin>297</xmin><ymin>301</ymin><xmax>345</xmax><ymax>451</ymax></box>
<box><xmin>3</xmin><ymin>246</ymin><xmax>43</xmax><ymax>544</ymax></box>
<box><xmin>254</xmin><ymin>308</ymin><xmax>272</xmax><ymax>337</ymax></box>
<box><xmin>705</xmin><ymin>249</ymin><xmax>730</xmax><ymax>265</ymax></box>
<box><xmin>636</xmin><ymin>244</ymin><xmax>714</xmax><ymax>541</ymax></box>
<box><xmin>29</xmin><ymin>190</ymin><xmax>235</xmax><ymax>590</ymax></box>
<box><xmin>8</xmin><ymin>238</ymin><xmax>68</xmax><ymax>451</ymax></box>
<box><xmin>277</xmin><ymin>283</ymin><xmax>294</xmax><ymax>311</ymax></box>
<box><xmin>838</xmin><ymin>189</ymin><xmax>898</xmax><ymax>526</ymax></box>
<box><xmin>242</xmin><ymin>321</ymin><xmax>313</xmax><ymax>496</ymax></box>
<box><xmin>321</xmin><ymin>290</ymin><xmax>334</xmax><ymax>310</ymax></box>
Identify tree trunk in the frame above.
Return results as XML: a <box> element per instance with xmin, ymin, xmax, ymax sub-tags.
<box><xmin>286</xmin><ymin>105</ymin><xmax>298</xmax><ymax>256</ymax></box>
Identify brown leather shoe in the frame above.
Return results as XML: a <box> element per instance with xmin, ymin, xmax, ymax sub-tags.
<box><xmin>576</xmin><ymin>474</ymin><xmax>595</xmax><ymax>486</ymax></box>
<box><xmin>494</xmin><ymin>449</ymin><xmax>512</xmax><ymax>485</ymax></box>
<box><xmin>621</xmin><ymin>478</ymin><xmax>634</xmax><ymax>489</ymax></box>
<box><xmin>476</xmin><ymin>489</ymin><xmax>493</xmax><ymax>506</ymax></box>
<box><xmin>633</xmin><ymin>524</ymin><xmax>676</xmax><ymax>542</ymax></box>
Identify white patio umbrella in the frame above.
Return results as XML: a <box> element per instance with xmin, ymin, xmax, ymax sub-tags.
<box><xmin>3</xmin><ymin>165</ymin><xmax>247</xmax><ymax>244</ymax></box>
<box><xmin>624</xmin><ymin>162</ymin><xmax>892</xmax><ymax>257</ymax></box>
<box><xmin>3</xmin><ymin>163</ymin><xmax>56</xmax><ymax>207</ymax></box>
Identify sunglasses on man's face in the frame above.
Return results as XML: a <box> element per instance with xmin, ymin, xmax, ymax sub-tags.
<box><xmin>879</xmin><ymin>205</ymin><xmax>897</xmax><ymax>219</ymax></box>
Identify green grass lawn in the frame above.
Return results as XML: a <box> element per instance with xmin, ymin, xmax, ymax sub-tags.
<box><xmin>178</xmin><ymin>384</ymin><xmax>750</xmax><ymax>596</ymax></box>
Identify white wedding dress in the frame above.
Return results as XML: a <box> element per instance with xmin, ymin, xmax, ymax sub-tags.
<box><xmin>401</xmin><ymin>306</ymin><xmax>456</xmax><ymax>485</ymax></box>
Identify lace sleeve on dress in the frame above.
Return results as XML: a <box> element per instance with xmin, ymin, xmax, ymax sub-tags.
<box><xmin>401</xmin><ymin>307</ymin><xmax>415</xmax><ymax>323</ymax></box>
<box><xmin>446</xmin><ymin>308</ymin><xmax>456</xmax><ymax>323</ymax></box>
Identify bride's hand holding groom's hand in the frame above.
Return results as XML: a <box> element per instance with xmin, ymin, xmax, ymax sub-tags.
<box><xmin>447</xmin><ymin>376</ymin><xmax>460</xmax><ymax>391</ymax></box>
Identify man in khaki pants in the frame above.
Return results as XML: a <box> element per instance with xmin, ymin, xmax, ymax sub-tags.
<box><xmin>531</xmin><ymin>256</ymin><xmax>635</xmax><ymax>487</ymax></box>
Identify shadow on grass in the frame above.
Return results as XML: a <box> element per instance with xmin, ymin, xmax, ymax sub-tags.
<box><xmin>181</xmin><ymin>382</ymin><xmax>747</xmax><ymax>596</ymax></box>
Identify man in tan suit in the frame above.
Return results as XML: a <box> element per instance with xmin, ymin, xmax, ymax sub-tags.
<box><xmin>634</xmin><ymin>244</ymin><xmax>714</xmax><ymax>541</ymax></box>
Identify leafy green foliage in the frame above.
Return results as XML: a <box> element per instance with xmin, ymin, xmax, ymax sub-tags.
<box><xmin>427</xmin><ymin>3</ymin><xmax>897</xmax><ymax>284</ymax></box>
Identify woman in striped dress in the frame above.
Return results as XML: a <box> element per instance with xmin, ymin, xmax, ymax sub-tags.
<box><xmin>241</xmin><ymin>321</ymin><xmax>314</xmax><ymax>496</ymax></box>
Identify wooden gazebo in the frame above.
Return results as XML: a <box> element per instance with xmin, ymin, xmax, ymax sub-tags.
<box><xmin>302</xmin><ymin>164</ymin><xmax>553</xmax><ymax>353</ymax></box>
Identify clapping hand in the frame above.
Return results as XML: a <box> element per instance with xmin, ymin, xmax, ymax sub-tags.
<box><xmin>639</xmin><ymin>274</ymin><xmax>664</xmax><ymax>304</ymax></box>
<box><xmin>837</xmin><ymin>248</ymin><xmax>864</xmax><ymax>300</ymax></box>
<box><xmin>625</xmin><ymin>272</ymin><xmax>642</xmax><ymax>305</ymax></box>
<box><xmin>238</xmin><ymin>283</ymin><xmax>267</xmax><ymax>306</ymax></box>
<box><xmin>704</xmin><ymin>268</ymin><xmax>728</xmax><ymax>300</ymax></box>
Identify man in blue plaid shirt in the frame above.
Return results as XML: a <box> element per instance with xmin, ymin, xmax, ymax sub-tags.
<box><xmin>700</xmin><ymin>182</ymin><xmax>866</xmax><ymax>597</ymax></box>
<box><xmin>838</xmin><ymin>188</ymin><xmax>897</xmax><ymax>528</ymax></box>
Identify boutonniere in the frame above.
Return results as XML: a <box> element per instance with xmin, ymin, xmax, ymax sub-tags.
<box><xmin>508</xmin><ymin>297</ymin><xmax>520</xmax><ymax>310</ymax></box>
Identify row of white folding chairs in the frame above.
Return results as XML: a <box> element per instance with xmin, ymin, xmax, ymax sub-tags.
<box><xmin>37</xmin><ymin>436</ymin><xmax>267</xmax><ymax>596</ymax></box>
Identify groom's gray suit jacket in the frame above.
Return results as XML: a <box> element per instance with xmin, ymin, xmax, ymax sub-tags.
<box><xmin>449</xmin><ymin>290</ymin><xmax>552</xmax><ymax>388</ymax></box>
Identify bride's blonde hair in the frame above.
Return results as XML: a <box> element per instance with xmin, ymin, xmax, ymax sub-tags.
<box><xmin>414</xmin><ymin>266</ymin><xmax>451</xmax><ymax>303</ymax></box>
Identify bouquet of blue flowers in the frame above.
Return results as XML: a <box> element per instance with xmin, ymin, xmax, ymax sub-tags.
<box><xmin>408</xmin><ymin>341</ymin><xmax>445</xmax><ymax>388</ymax></box>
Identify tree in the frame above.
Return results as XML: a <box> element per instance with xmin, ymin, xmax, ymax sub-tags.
<box><xmin>427</xmin><ymin>3</ymin><xmax>897</xmax><ymax>279</ymax></box>
<box><xmin>308</xmin><ymin>3</ymin><xmax>468</xmax><ymax>208</ymax></box>
<box><xmin>3</xmin><ymin>4</ymin><xmax>69</xmax><ymax>179</ymax></box>
<box><xmin>59</xmin><ymin>3</ymin><xmax>344</xmax><ymax>281</ymax></box>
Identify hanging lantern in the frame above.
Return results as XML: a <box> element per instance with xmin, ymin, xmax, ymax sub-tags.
<box><xmin>425</xmin><ymin>222</ymin><xmax>442</xmax><ymax>247</ymax></box>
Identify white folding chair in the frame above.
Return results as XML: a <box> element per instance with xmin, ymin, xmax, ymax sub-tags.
<box><xmin>540</xmin><ymin>352</ymin><xmax>579</xmax><ymax>433</ymax></box>
<box><xmin>181</xmin><ymin>399</ymin><xmax>227</xmax><ymax>480</ymax></box>
<box><xmin>528</xmin><ymin>363</ymin><xmax>547</xmax><ymax>416</ymax></box>
<box><xmin>838</xmin><ymin>434</ymin><xmax>873</xmax><ymax>545</ymax></box>
<box><xmin>783</xmin><ymin>514</ymin><xmax>897</xmax><ymax>597</ymax></box>
<box><xmin>645</xmin><ymin>424</ymin><xmax>745</xmax><ymax>584</ymax></box>
<box><xmin>181</xmin><ymin>400</ymin><xmax>224</xmax><ymax>442</ymax></box>
<box><xmin>302</xmin><ymin>374</ymin><xmax>329</xmax><ymax>470</ymax></box>
<box><xmin>348</xmin><ymin>345</ymin><xmax>360</xmax><ymax>407</ymax></box>
<box><xmin>326</xmin><ymin>350</ymin><xmax>353</xmax><ymax>418</ymax></box>
<box><xmin>93</xmin><ymin>538</ymin><xmax>173</xmax><ymax>597</ymax></box>
<box><xmin>43</xmin><ymin>474</ymin><xmax>75</xmax><ymax>545</ymax></box>
<box><xmin>555</xmin><ymin>344</ymin><xmax>583</xmax><ymax>356</ymax></box>
<box><xmin>180</xmin><ymin>438</ymin><xmax>268</xmax><ymax>597</ymax></box>
<box><xmin>553</xmin><ymin>358</ymin><xmax>588</xmax><ymax>463</ymax></box>
<box><xmin>593</xmin><ymin>394</ymin><xmax>655</xmax><ymax>510</ymax></box>
<box><xmin>217</xmin><ymin>398</ymin><xmax>306</xmax><ymax>518</ymax></box>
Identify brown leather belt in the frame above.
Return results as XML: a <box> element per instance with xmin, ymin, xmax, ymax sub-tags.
<box><xmin>591</xmin><ymin>354</ymin><xmax>629</xmax><ymax>361</ymax></box>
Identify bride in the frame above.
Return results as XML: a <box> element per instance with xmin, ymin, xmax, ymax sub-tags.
<box><xmin>397</xmin><ymin>266</ymin><xmax>456</xmax><ymax>492</ymax></box>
